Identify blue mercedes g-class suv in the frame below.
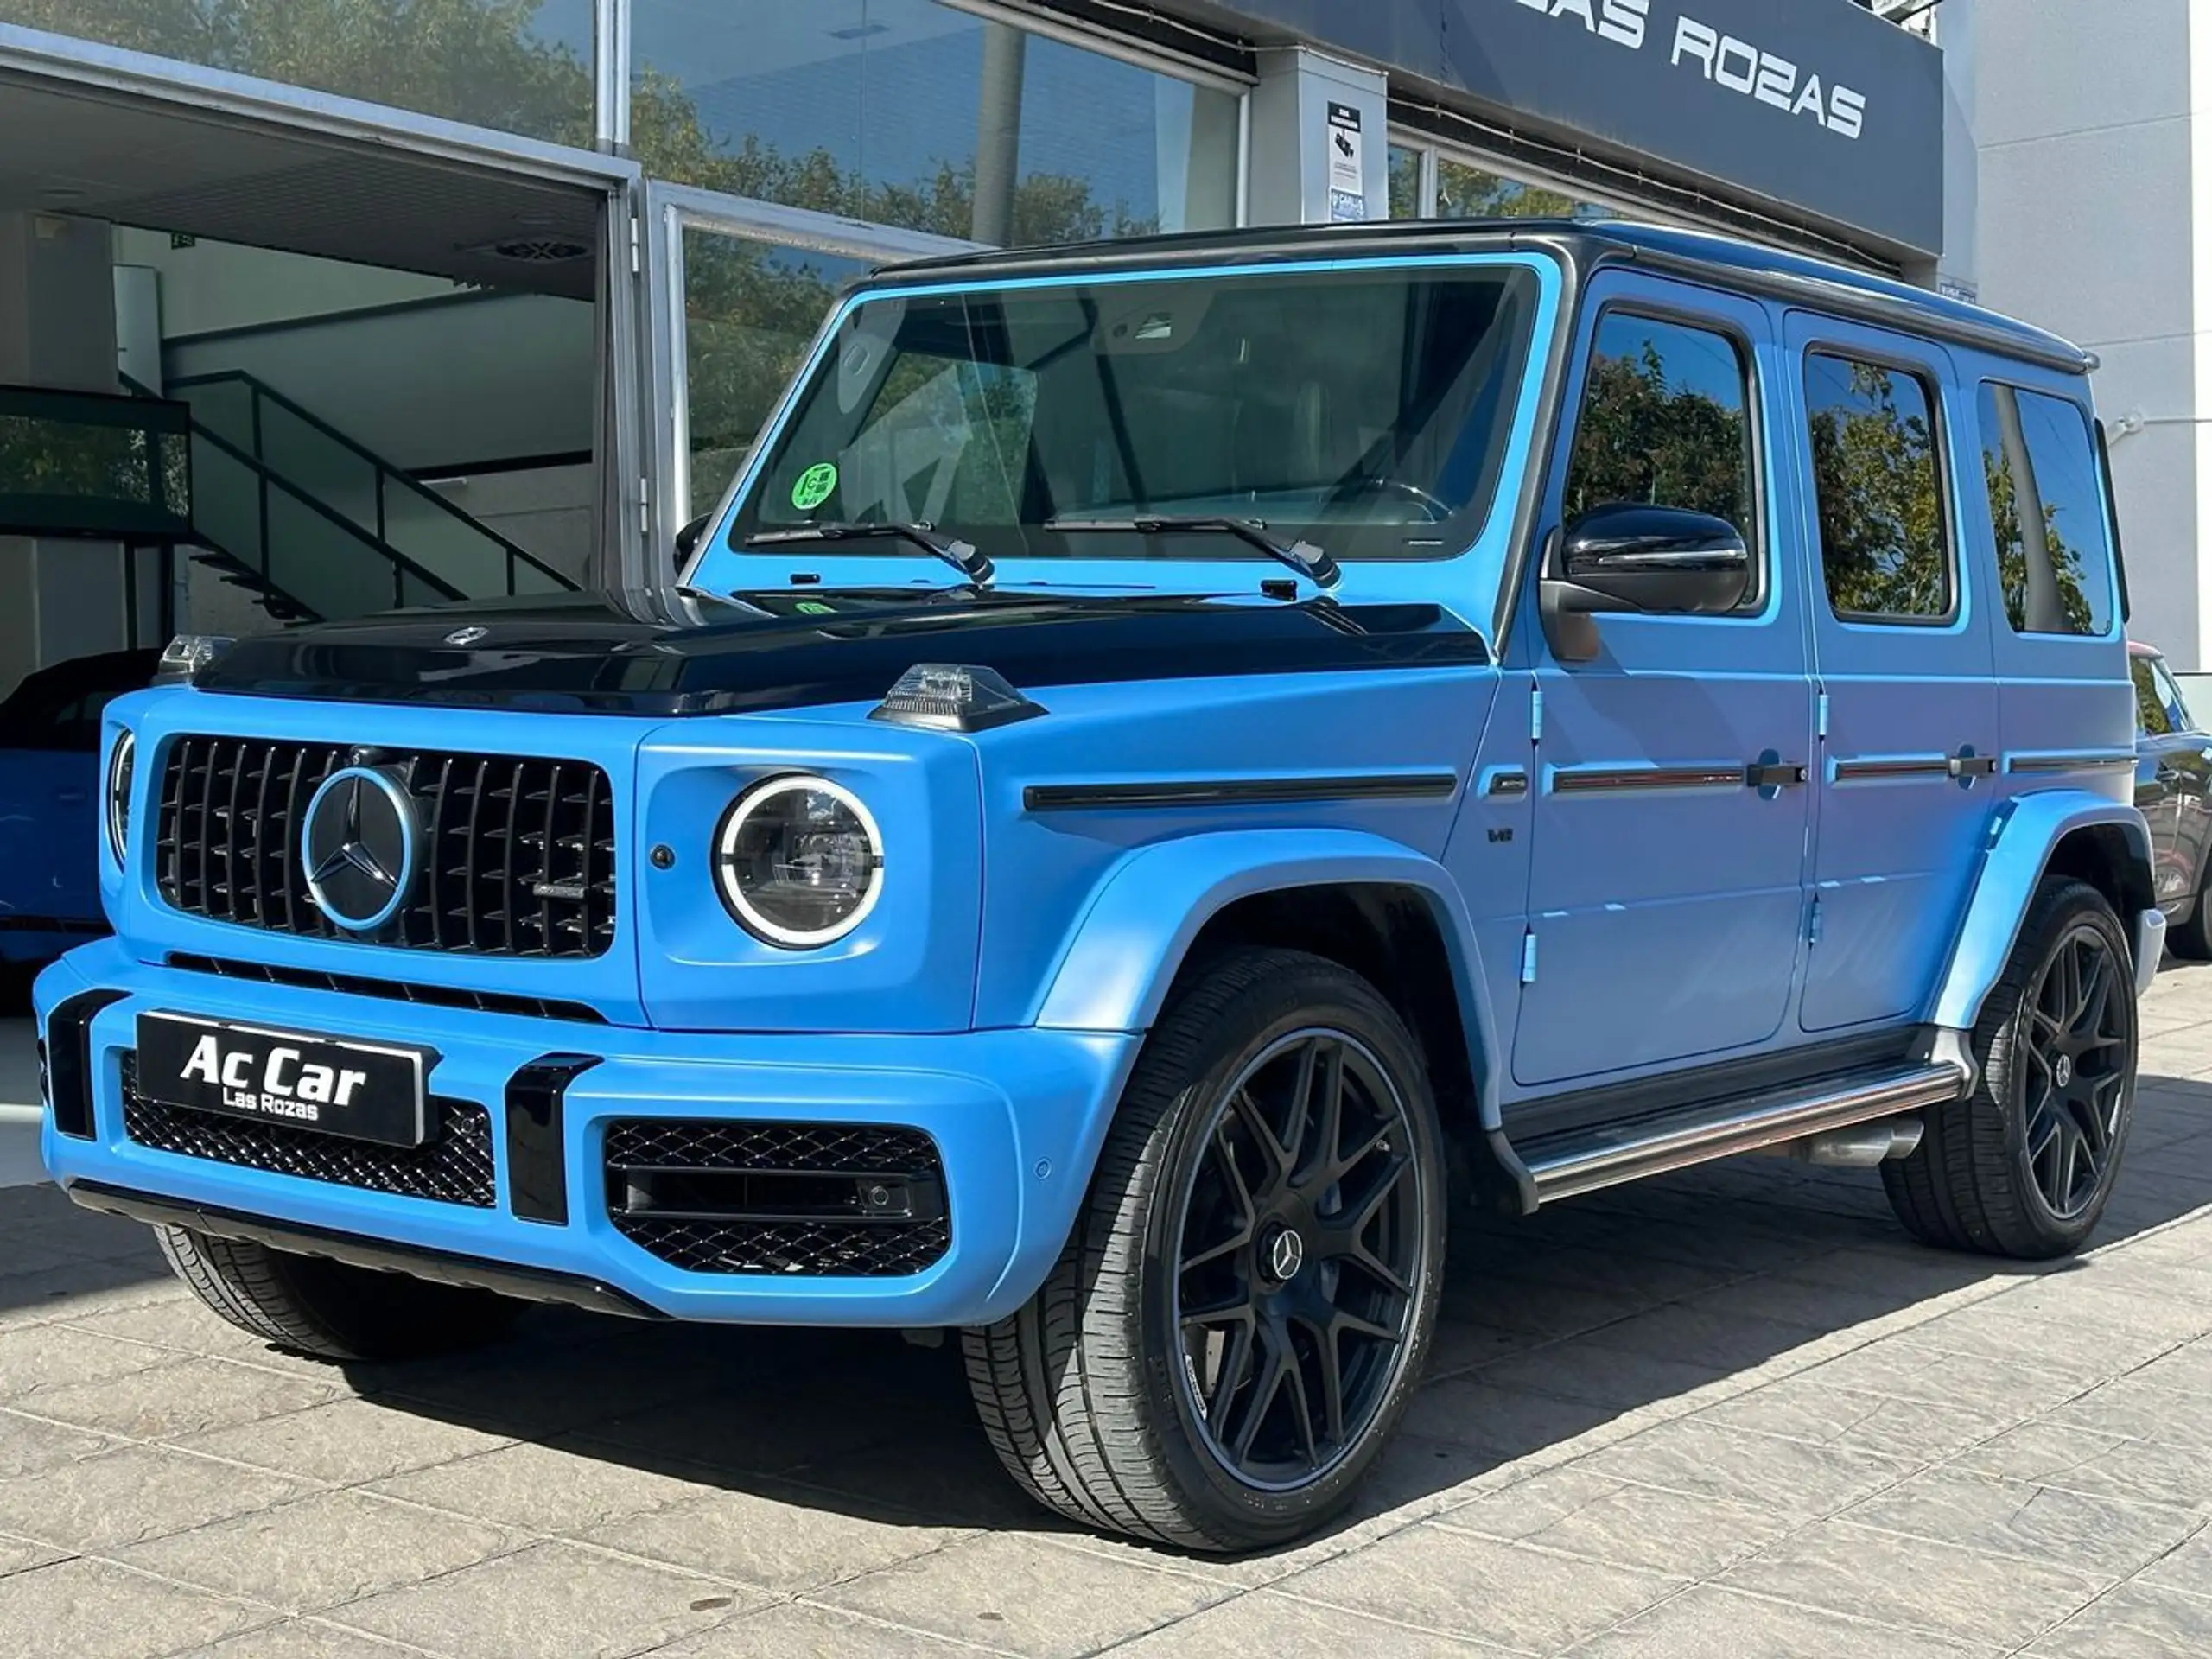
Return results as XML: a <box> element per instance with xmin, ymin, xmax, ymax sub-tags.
<box><xmin>37</xmin><ymin>222</ymin><xmax>2152</xmax><ymax>1553</ymax></box>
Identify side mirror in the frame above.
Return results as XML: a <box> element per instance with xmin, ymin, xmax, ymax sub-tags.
<box><xmin>674</xmin><ymin>512</ymin><xmax>714</xmax><ymax>562</ymax></box>
<box><xmin>1541</xmin><ymin>504</ymin><xmax>1751</xmax><ymax>662</ymax></box>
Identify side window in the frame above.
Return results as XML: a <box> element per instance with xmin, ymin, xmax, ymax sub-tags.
<box><xmin>1805</xmin><ymin>352</ymin><xmax>1951</xmax><ymax>620</ymax></box>
<box><xmin>2153</xmin><ymin>658</ymin><xmax>2197</xmax><ymax>734</ymax></box>
<box><xmin>1978</xmin><ymin>383</ymin><xmax>2116</xmax><ymax>637</ymax></box>
<box><xmin>1562</xmin><ymin>309</ymin><xmax>1758</xmax><ymax>578</ymax></box>
<box><xmin>2134</xmin><ymin>656</ymin><xmax>2174</xmax><ymax>738</ymax></box>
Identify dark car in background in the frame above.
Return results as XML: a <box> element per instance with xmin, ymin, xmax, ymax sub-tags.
<box><xmin>2133</xmin><ymin>639</ymin><xmax>2212</xmax><ymax>959</ymax></box>
<box><xmin>0</xmin><ymin>648</ymin><xmax>160</xmax><ymax>980</ymax></box>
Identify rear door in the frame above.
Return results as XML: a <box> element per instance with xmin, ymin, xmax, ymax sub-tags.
<box><xmin>1789</xmin><ymin>315</ymin><xmax>2000</xmax><ymax>1033</ymax></box>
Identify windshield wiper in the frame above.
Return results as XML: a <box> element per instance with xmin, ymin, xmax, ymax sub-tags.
<box><xmin>747</xmin><ymin>521</ymin><xmax>995</xmax><ymax>588</ymax></box>
<box><xmin>1046</xmin><ymin>516</ymin><xmax>1340</xmax><ymax>590</ymax></box>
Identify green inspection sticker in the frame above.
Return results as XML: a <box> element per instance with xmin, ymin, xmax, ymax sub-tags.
<box><xmin>791</xmin><ymin>461</ymin><xmax>838</xmax><ymax>511</ymax></box>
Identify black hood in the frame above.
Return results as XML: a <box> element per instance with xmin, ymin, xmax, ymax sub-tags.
<box><xmin>188</xmin><ymin>588</ymin><xmax>1491</xmax><ymax>717</ymax></box>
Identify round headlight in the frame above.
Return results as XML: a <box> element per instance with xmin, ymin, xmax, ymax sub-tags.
<box><xmin>714</xmin><ymin>775</ymin><xmax>884</xmax><ymax>948</ymax></box>
<box><xmin>105</xmin><ymin>730</ymin><xmax>135</xmax><ymax>864</ymax></box>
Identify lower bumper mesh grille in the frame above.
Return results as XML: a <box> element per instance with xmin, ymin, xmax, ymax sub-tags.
<box><xmin>603</xmin><ymin>1119</ymin><xmax>950</xmax><ymax>1277</ymax></box>
<box><xmin>122</xmin><ymin>1057</ymin><xmax>495</xmax><ymax>1208</ymax></box>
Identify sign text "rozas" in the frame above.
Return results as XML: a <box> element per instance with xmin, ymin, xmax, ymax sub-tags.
<box><xmin>1509</xmin><ymin>0</ymin><xmax>1868</xmax><ymax>140</ymax></box>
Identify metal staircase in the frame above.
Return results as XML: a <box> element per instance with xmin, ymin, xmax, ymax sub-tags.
<box><xmin>124</xmin><ymin>370</ymin><xmax>577</xmax><ymax>625</ymax></box>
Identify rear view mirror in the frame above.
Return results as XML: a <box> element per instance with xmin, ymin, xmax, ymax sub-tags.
<box><xmin>675</xmin><ymin>512</ymin><xmax>714</xmax><ymax>563</ymax></box>
<box><xmin>1541</xmin><ymin>504</ymin><xmax>1751</xmax><ymax>662</ymax></box>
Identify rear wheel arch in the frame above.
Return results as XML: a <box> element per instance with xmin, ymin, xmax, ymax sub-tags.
<box><xmin>2044</xmin><ymin>820</ymin><xmax>2154</xmax><ymax>924</ymax></box>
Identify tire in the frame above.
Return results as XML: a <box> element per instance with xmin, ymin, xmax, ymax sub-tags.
<box><xmin>156</xmin><ymin>1225</ymin><xmax>524</xmax><ymax>1362</ymax></box>
<box><xmin>2167</xmin><ymin>867</ymin><xmax>2211</xmax><ymax>961</ymax></box>
<box><xmin>963</xmin><ymin>948</ymin><xmax>1447</xmax><ymax>1553</ymax></box>
<box><xmin>1883</xmin><ymin>877</ymin><xmax>2139</xmax><ymax>1259</ymax></box>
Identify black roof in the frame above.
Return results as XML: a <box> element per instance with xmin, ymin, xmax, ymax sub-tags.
<box><xmin>874</xmin><ymin>219</ymin><xmax>2092</xmax><ymax>378</ymax></box>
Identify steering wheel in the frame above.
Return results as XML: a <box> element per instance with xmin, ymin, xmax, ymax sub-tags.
<box><xmin>1320</xmin><ymin>475</ymin><xmax>1453</xmax><ymax>524</ymax></box>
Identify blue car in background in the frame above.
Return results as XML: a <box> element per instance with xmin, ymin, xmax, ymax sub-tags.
<box><xmin>0</xmin><ymin>648</ymin><xmax>159</xmax><ymax>979</ymax></box>
<box><xmin>35</xmin><ymin>222</ymin><xmax>2158</xmax><ymax>1552</ymax></box>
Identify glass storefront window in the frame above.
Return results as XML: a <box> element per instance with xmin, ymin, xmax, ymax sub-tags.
<box><xmin>680</xmin><ymin>230</ymin><xmax>870</xmax><ymax>512</ymax></box>
<box><xmin>1436</xmin><ymin>158</ymin><xmax>1599</xmax><ymax>221</ymax></box>
<box><xmin>1388</xmin><ymin>143</ymin><xmax>1422</xmax><ymax>220</ymax></box>
<box><xmin>0</xmin><ymin>0</ymin><xmax>597</xmax><ymax>145</ymax></box>
<box><xmin>632</xmin><ymin>1</ymin><xmax>1240</xmax><ymax>247</ymax></box>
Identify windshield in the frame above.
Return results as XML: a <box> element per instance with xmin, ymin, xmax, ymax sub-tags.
<box><xmin>720</xmin><ymin>261</ymin><xmax>1541</xmax><ymax>569</ymax></box>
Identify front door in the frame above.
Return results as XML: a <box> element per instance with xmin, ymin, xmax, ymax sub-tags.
<box><xmin>1511</xmin><ymin>274</ymin><xmax>1815</xmax><ymax>1088</ymax></box>
<box><xmin>1788</xmin><ymin>315</ymin><xmax>2000</xmax><ymax>1032</ymax></box>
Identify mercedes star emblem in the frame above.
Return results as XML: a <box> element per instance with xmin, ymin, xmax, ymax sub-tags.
<box><xmin>1266</xmin><ymin>1226</ymin><xmax>1306</xmax><ymax>1282</ymax></box>
<box><xmin>301</xmin><ymin>766</ymin><xmax>419</xmax><ymax>931</ymax></box>
<box><xmin>443</xmin><ymin>625</ymin><xmax>490</xmax><ymax>647</ymax></box>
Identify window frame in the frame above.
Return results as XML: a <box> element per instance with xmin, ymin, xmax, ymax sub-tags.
<box><xmin>1975</xmin><ymin>377</ymin><xmax>2119</xmax><ymax>641</ymax></box>
<box><xmin>2133</xmin><ymin>654</ymin><xmax>2176</xmax><ymax>739</ymax></box>
<box><xmin>1801</xmin><ymin>342</ymin><xmax>1961</xmax><ymax>629</ymax></box>
<box><xmin>1558</xmin><ymin>298</ymin><xmax>1770</xmax><ymax>617</ymax></box>
<box><xmin>2152</xmin><ymin>655</ymin><xmax>2198</xmax><ymax>735</ymax></box>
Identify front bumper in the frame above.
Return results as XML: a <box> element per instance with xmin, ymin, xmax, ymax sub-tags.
<box><xmin>34</xmin><ymin>939</ymin><xmax>1139</xmax><ymax>1326</ymax></box>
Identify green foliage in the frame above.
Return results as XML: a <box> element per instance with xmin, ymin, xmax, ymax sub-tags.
<box><xmin>1563</xmin><ymin>343</ymin><xmax>1749</xmax><ymax>528</ymax></box>
<box><xmin>1808</xmin><ymin>361</ymin><xmax>1948</xmax><ymax>618</ymax></box>
<box><xmin>1983</xmin><ymin>445</ymin><xmax>2097</xmax><ymax>634</ymax></box>
<box><xmin>0</xmin><ymin>0</ymin><xmax>594</xmax><ymax>143</ymax></box>
<box><xmin>1437</xmin><ymin>161</ymin><xmax>1581</xmax><ymax>222</ymax></box>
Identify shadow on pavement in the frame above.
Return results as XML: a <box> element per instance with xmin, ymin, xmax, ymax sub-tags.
<box><xmin>327</xmin><ymin>1070</ymin><xmax>2212</xmax><ymax>1548</ymax></box>
<box><xmin>3</xmin><ymin>1063</ymin><xmax>2209</xmax><ymax>1555</ymax></box>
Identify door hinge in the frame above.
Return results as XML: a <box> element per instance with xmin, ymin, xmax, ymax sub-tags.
<box><xmin>628</xmin><ymin>213</ymin><xmax>642</xmax><ymax>275</ymax></box>
<box><xmin>638</xmin><ymin>476</ymin><xmax>651</xmax><ymax>537</ymax></box>
<box><xmin>1808</xmin><ymin>895</ymin><xmax>1824</xmax><ymax>945</ymax></box>
<box><xmin>1529</xmin><ymin>687</ymin><xmax>1544</xmax><ymax>743</ymax></box>
<box><xmin>1816</xmin><ymin>690</ymin><xmax>1830</xmax><ymax>741</ymax></box>
<box><xmin>1520</xmin><ymin>930</ymin><xmax>1538</xmax><ymax>984</ymax></box>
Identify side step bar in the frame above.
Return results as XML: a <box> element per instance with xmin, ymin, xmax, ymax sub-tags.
<box><xmin>1522</xmin><ymin>1060</ymin><xmax>1968</xmax><ymax>1205</ymax></box>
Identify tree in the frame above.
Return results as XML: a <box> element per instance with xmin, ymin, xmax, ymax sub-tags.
<box><xmin>1563</xmin><ymin>343</ymin><xmax>1749</xmax><ymax>529</ymax></box>
<box><xmin>1808</xmin><ymin>362</ymin><xmax>1948</xmax><ymax>617</ymax></box>
<box><xmin>1984</xmin><ymin>446</ymin><xmax>2096</xmax><ymax>633</ymax></box>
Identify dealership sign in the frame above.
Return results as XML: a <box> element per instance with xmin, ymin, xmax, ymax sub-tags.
<box><xmin>1510</xmin><ymin>0</ymin><xmax>1867</xmax><ymax>139</ymax></box>
<box><xmin>1206</xmin><ymin>0</ymin><xmax>1943</xmax><ymax>254</ymax></box>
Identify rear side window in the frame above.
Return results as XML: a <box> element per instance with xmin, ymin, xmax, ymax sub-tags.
<box><xmin>1805</xmin><ymin>353</ymin><xmax>1951</xmax><ymax>621</ymax></box>
<box><xmin>1978</xmin><ymin>383</ymin><xmax>2116</xmax><ymax>637</ymax></box>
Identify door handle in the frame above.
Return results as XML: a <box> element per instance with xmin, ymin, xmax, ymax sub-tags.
<box><xmin>1948</xmin><ymin>755</ymin><xmax>1999</xmax><ymax>779</ymax></box>
<box><xmin>2157</xmin><ymin>763</ymin><xmax>2184</xmax><ymax>785</ymax></box>
<box><xmin>1745</xmin><ymin>761</ymin><xmax>1808</xmax><ymax>789</ymax></box>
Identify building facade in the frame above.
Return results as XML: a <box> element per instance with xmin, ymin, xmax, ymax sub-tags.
<box><xmin>1967</xmin><ymin>0</ymin><xmax>2202</xmax><ymax>668</ymax></box>
<box><xmin>0</xmin><ymin>0</ymin><xmax>1948</xmax><ymax>695</ymax></box>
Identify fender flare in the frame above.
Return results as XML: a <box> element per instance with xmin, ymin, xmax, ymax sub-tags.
<box><xmin>1031</xmin><ymin>828</ymin><xmax>1510</xmax><ymax>1126</ymax></box>
<box><xmin>1928</xmin><ymin>791</ymin><xmax>2155</xmax><ymax>1031</ymax></box>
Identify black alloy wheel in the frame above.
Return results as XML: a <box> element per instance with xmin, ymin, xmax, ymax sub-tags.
<box><xmin>963</xmin><ymin>948</ymin><xmax>1446</xmax><ymax>1552</ymax></box>
<box><xmin>1171</xmin><ymin>1028</ymin><xmax>1424</xmax><ymax>1491</ymax></box>
<box><xmin>1882</xmin><ymin>876</ymin><xmax>2139</xmax><ymax>1259</ymax></box>
<box><xmin>2020</xmin><ymin>920</ymin><xmax>2133</xmax><ymax>1221</ymax></box>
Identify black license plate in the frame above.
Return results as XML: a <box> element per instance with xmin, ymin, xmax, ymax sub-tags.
<box><xmin>135</xmin><ymin>1013</ymin><xmax>430</xmax><ymax>1147</ymax></box>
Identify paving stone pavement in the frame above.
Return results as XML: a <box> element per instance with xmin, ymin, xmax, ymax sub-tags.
<box><xmin>3</xmin><ymin>969</ymin><xmax>2212</xmax><ymax>1657</ymax></box>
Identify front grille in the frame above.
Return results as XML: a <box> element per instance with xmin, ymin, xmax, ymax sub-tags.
<box><xmin>167</xmin><ymin>954</ymin><xmax>608</xmax><ymax>1025</ymax></box>
<box><xmin>604</xmin><ymin>1119</ymin><xmax>950</xmax><ymax>1277</ymax></box>
<box><xmin>122</xmin><ymin>1056</ymin><xmax>495</xmax><ymax>1208</ymax></box>
<box><xmin>156</xmin><ymin>737</ymin><xmax>616</xmax><ymax>958</ymax></box>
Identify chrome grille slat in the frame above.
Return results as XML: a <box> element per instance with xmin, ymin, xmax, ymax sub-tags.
<box><xmin>156</xmin><ymin>737</ymin><xmax>616</xmax><ymax>959</ymax></box>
